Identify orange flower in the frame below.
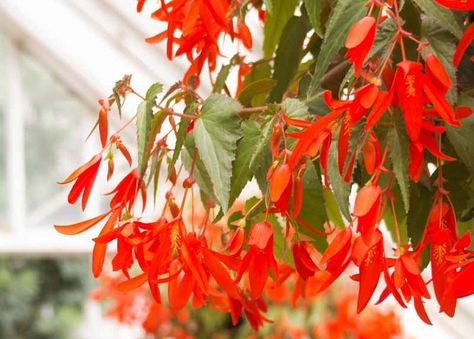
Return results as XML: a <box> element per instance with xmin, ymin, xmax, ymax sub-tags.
<box><xmin>345</xmin><ymin>16</ymin><xmax>377</xmax><ymax>77</ymax></box>
<box><xmin>235</xmin><ymin>221</ymin><xmax>279</xmax><ymax>300</ymax></box>
<box><xmin>58</xmin><ymin>154</ymin><xmax>102</xmax><ymax>210</ymax></box>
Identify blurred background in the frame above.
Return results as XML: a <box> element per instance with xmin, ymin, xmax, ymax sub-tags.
<box><xmin>0</xmin><ymin>1</ymin><xmax>473</xmax><ymax>338</ymax></box>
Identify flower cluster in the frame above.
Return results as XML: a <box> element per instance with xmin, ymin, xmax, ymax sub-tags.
<box><xmin>55</xmin><ymin>0</ymin><xmax>474</xmax><ymax>332</ymax></box>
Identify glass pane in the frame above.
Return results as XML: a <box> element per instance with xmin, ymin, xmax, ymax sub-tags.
<box><xmin>21</xmin><ymin>51</ymin><xmax>92</xmax><ymax>227</ymax></box>
<box><xmin>0</xmin><ymin>32</ymin><xmax>7</xmax><ymax>229</ymax></box>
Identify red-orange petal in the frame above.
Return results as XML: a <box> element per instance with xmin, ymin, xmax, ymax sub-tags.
<box><xmin>353</xmin><ymin>184</ymin><xmax>382</xmax><ymax>217</ymax></box>
<box><xmin>269</xmin><ymin>164</ymin><xmax>292</xmax><ymax>202</ymax></box>
<box><xmin>345</xmin><ymin>16</ymin><xmax>377</xmax><ymax>49</ymax></box>
<box><xmin>54</xmin><ymin>211</ymin><xmax>110</xmax><ymax>235</ymax></box>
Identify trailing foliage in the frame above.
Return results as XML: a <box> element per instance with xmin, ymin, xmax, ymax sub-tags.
<box><xmin>56</xmin><ymin>0</ymin><xmax>474</xmax><ymax>333</ymax></box>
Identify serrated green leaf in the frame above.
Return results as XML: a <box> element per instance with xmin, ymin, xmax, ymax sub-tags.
<box><xmin>383</xmin><ymin>183</ymin><xmax>409</xmax><ymax>245</ymax></box>
<box><xmin>146</xmin><ymin>82</ymin><xmax>163</xmax><ymax>101</ymax></box>
<box><xmin>229</xmin><ymin>119</ymin><xmax>273</xmax><ymax>207</ymax></box>
<box><xmin>446</xmin><ymin>114</ymin><xmax>474</xmax><ymax>175</ymax></box>
<box><xmin>136</xmin><ymin>100</ymin><xmax>154</xmax><ymax>177</ymax></box>
<box><xmin>194</xmin><ymin>95</ymin><xmax>242</xmax><ymax>211</ymax></box>
<box><xmin>387</xmin><ymin>124</ymin><xmax>410</xmax><ymax>213</ymax></box>
<box><xmin>407</xmin><ymin>183</ymin><xmax>433</xmax><ymax>246</ymax></box>
<box><xmin>297</xmin><ymin>160</ymin><xmax>328</xmax><ymax>252</ymax></box>
<box><xmin>169</xmin><ymin>103</ymin><xmax>197</xmax><ymax>173</ymax></box>
<box><xmin>263</xmin><ymin>0</ymin><xmax>299</xmax><ymax>58</ymax></box>
<box><xmin>238</xmin><ymin>79</ymin><xmax>276</xmax><ymax>106</ymax></box>
<box><xmin>411</xmin><ymin>0</ymin><xmax>462</xmax><ymax>39</ymax></box>
<box><xmin>182</xmin><ymin>134</ymin><xmax>218</xmax><ymax>204</ymax></box>
<box><xmin>282</xmin><ymin>98</ymin><xmax>310</xmax><ymax>120</ymax></box>
<box><xmin>307</xmin><ymin>0</ymin><xmax>366</xmax><ymax>95</ymax></box>
<box><xmin>213</xmin><ymin>64</ymin><xmax>233</xmax><ymax>94</ymax></box>
<box><xmin>323</xmin><ymin>188</ymin><xmax>345</xmax><ymax>229</ymax></box>
<box><xmin>327</xmin><ymin>136</ymin><xmax>352</xmax><ymax>220</ymax></box>
<box><xmin>269</xmin><ymin>16</ymin><xmax>311</xmax><ymax>102</ymax></box>
<box><xmin>304</xmin><ymin>0</ymin><xmax>323</xmax><ymax>37</ymax></box>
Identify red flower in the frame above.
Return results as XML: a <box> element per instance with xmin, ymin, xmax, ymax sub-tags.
<box><xmin>235</xmin><ymin>221</ymin><xmax>278</xmax><ymax>300</ymax></box>
<box><xmin>426</xmin><ymin>201</ymin><xmax>458</xmax><ymax>316</ymax></box>
<box><xmin>434</xmin><ymin>0</ymin><xmax>474</xmax><ymax>10</ymax></box>
<box><xmin>362</xmin><ymin>132</ymin><xmax>382</xmax><ymax>175</ymax></box>
<box><xmin>351</xmin><ymin>230</ymin><xmax>385</xmax><ymax>313</ymax></box>
<box><xmin>392</xmin><ymin>60</ymin><xmax>460</xmax><ymax>142</ymax></box>
<box><xmin>58</xmin><ymin>154</ymin><xmax>102</xmax><ymax>210</ymax></box>
<box><xmin>453</xmin><ymin>22</ymin><xmax>474</xmax><ymax>67</ymax></box>
<box><xmin>353</xmin><ymin>184</ymin><xmax>382</xmax><ymax>243</ymax></box>
<box><xmin>292</xmin><ymin>242</ymin><xmax>319</xmax><ymax>280</ymax></box>
<box><xmin>107</xmin><ymin>168</ymin><xmax>146</xmax><ymax>211</ymax></box>
<box><xmin>345</xmin><ymin>16</ymin><xmax>377</xmax><ymax>77</ymax></box>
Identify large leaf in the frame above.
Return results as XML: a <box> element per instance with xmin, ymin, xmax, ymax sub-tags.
<box><xmin>137</xmin><ymin>83</ymin><xmax>163</xmax><ymax>177</ymax></box>
<box><xmin>182</xmin><ymin>134</ymin><xmax>217</xmax><ymax>204</ymax></box>
<box><xmin>387</xmin><ymin>122</ymin><xmax>410</xmax><ymax>213</ymax></box>
<box><xmin>407</xmin><ymin>183</ymin><xmax>433</xmax><ymax>247</ymax></box>
<box><xmin>238</xmin><ymin>79</ymin><xmax>276</xmax><ymax>106</ymax></box>
<box><xmin>323</xmin><ymin>188</ymin><xmax>345</xmax><ymax>229</ymax></box>
<box><xmin>269</xmin><ymin>16</ymin><xmax>311</xmax><ymax>102</ymax></box>
<box><xmin>307</xmin><ymin>0</ymin><xmax>366</xmax><ymax>96</ymax></box>
<box><xmin>136</xmin><ymin>101</ymin><xmax>154</xmax><ymax>177</ymax></box>
<box><xmin>304</xmin><ymin>0</ymin><xmax>323</xmax><ymax>37</ymax></box>
<box><xmin>446</xmin><ymin>114</ymin><xmax>474</xmax><ymax>175</ymax></box>
<box><xmin>194</xmin><ymin>95</ymin><xmax>242</xmax><ymax>211</ymax></box>
<box><xmin>263</xmin><ymin>0</ymin><xmax>299</xmax><ymax>58</ymax></box>
<box><xmin>297</xmin><ymin>160</ymin><xmax>328</xmax><ymax>252</ymax></box>
<box><xmin>169</xmin><ymin>103</ymin><xmax>197</xmax><ymax>173</ymax></box>
<box><xmin>213</xmin><ymin>63</ymin><xmax>233</xmax><ymax>94</ymax></box>
<box><xmin>411</xmin><ymin>0</ymin><xmax>462</xmax><ymax>39</ymax></box>
<box><xmin>327</xmin><ymin>136</ymin><xmax>352</xmax><ymax>220</ymax></box>
<box><xmin>282</xmin><ymin>98</ymin><xmax>310</xmax><ymax>120</ymax></box>
<box><xmin>383</xmin><ymin>182</ymin><xmax>409</xmax><ymax>245</ymax></box>
<box><xmin>229</xmin><ymin>119</ymin><xmax>273</xmax><ymax>207</ymax></box>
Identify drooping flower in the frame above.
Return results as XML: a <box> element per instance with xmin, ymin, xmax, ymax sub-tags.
<box><xmin>453</xmin><ymin>22</ymin><xmax>474</xmax><ymax>67</ymax></box>
<box><xmin>351</xmin><ymin>230</ymin><xmax>385</xmax><ymax>313</ymax></box>
<box><xmin>345</xmin><ymin>16</ymin><xmax>377</xmax><ymax>77</ymax></box>
<box><xmin>353</xmin><ymin>184</ymin><xmax>382</xmax><ymax>243</ymax></box>
<box><xmin>292</xmin><ymin>241</ymin><xmax>319</xmax><ymax>280</ymax></box>
<box><xmin>235</xmin><ymin>221</ymin><xmax>279</xmax><ymax>300</ymax></box>
<box><xmin>58</xmin><ymin>154</ymin><xmax>102</xmax><ymax>210</ymax></box>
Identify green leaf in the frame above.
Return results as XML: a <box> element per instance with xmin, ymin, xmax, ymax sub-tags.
<box><xmin>263</xmin><ymin>0</ymin><xmax>299</xmax><ymax>58</ymax></box>
<box><xmin>407</xmin><ymin>183</ymin><xmax>433</xmax><ymax>246</ymax></box>
<box><xmin>145</xmin><ymin>82</ymin><xmax>163</xmax><ymax>101</ymax></box>
<box><xmin>194</xmin><ymin>95</ymin><xmax>242</xmax><ymax>211</ymax></box>
<box><xmin>446</xmin><ymin>114</ymin><xmax>474</xmax><ymax>175</ymax></box>
<box><xmin>238</xmin><ymin>79</ymin><xmax>276</xmax><ymax>106</ymax></box>
<box><xmin>411</xmin><ymin>0</ymin><xmax>462</xmax><ymax>39</ymax></box>
<box><xmin>182</xmin><ymin>134</ymin><xmax>218</xmax><ymax>204</ymax></box>
<box><xmin>387</xmin><ymin>123</ymin><xmax>410</xmax><ymax>213</ymax></box>
<box><xmin>169</xmin><ymin>103</ymin><xmax>197</xmax><ymax>173</ymax></box>
<box><xmin>213</xmin><ymin>63</ymin><xmax>233</xmax><ymax>94</ymax></box>
<box><xmin>383</xmin><ymin>183</ymin><xmax>409</xmax><ymax>245</ymax></box>
<box><xmin>304</xmin><ymin>0</ymin><xmax>323</xmax><ymax>37</ymax></box>
<box><xmin>323</xmin><ymin>188</ymin><xmax>345</xmax><ymax>229</ymax></box>
<box><xmin>327</xmin><ymin>136</ymin><xmax>352</xmax><ymax>220</ymax></box>
<box><xmin>269</xmin><ymin>16</ymin><xmax>311</xmax><ymax>102</ymax></box>
<box><xmin>282</xmin><ymin>98</ymin><xmax>310</xmax><ymax>120</ymax></box>
<box><xmin>297</xmin><ymin>160</ymin><xmax>328</xmax><ymax>252</ymax></box>
<box><xmin>136</xmin><ymin>100</ymin><xmax>154</xmax><ymax>177</ymax></box>
<box><xmin>229</xmin><ymin>119</ymin><xmax>272</xmax><ymax>207</ymax></box>
<box><xmin>307</xmin><ymin>0</ymin><xmax>366</xmax><ymax>95</ymax></box>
